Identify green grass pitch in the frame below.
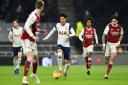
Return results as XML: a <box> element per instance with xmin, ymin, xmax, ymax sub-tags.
<box><xmin>0</xmin><ymin>65</ymin><xmax>128</xmax><ymax>85</ymax></box>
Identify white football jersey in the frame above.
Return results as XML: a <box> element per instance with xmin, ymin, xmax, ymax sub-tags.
<box><xmin>44</xmin><ymin>23</ymin><xmax>75</xmax><ymax>47</ymax></box>
<box><xmin>56</xmin><ymin>23</ymin><xmax>75</xmax><ymax>47</ymax></box>
<box><xmin>9</xmin><ymin>27</ymin><xmax>23</xmax><ymax>47</ymax></box>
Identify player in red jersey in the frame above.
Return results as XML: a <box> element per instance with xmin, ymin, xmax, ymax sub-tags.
<box><xmin>79</xmin><ymin>18</ymin><xmax>98</xmax><ymax>75</ymax></box>
<box><xmin>102</xmin><ymin>16</ymin><xmax>123</xmax><ymax>79</ymax></box>
<box><xmin>21</xmin><ymin>0</ymin><xmax>46</xmax><ymax>84</ymax></box>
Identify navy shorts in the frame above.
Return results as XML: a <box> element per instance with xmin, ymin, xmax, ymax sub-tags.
<box><xmin>57</xmin><ymin>45</ymin><xmax>70</xmax><ymax>60</ymax></box>
<box><xmin>12</xmin><ymin>46</ymin><xmax>23</xmax><ymax>57</ymax></box>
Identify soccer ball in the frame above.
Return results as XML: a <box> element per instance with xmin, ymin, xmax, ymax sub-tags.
<box><xmin>52</xmin><ymin>70</ymin><xmax>62</xmax><ymax>79</ymax></box>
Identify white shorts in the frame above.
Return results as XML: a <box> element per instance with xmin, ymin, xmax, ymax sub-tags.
<box><xmin>83</xmin><ymin>45</ymin><xmax>94</xmax><ymax>57</ymax></box>
<box><xmin>105</xmin><ymin>42</ymin><xmax>117</xmax><ymax>56</ymax></box>
<box><xmin>21</xmin><ymin>39</ymin><xmax>38</xmax><ymax>55</ymax></box>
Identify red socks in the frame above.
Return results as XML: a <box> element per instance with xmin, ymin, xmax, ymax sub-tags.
<box><xmin>106</xmin><ymin>63</ymin><xmax>113</xmax><ymax>76</ymax></box>
<box><xmin>88</xmin><ymin>58</ymin><xmax>92</xmax><ymax>69</ymax></box>
<box><xmin>85</xmin><ymin>57</ymin><xmax>92</xmax><ymax>70</ymax></box>
<box><xmin>24</xmin><ymin>60</ymin><xmax>31</xmax><ymax>76</ymax></box>
<box><xmin>23</xmin><ymin>59</ymin><xmax>38</xmax><ymax>76</ymax></box>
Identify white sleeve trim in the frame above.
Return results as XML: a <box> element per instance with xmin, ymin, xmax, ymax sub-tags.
<box><xmin>24</xmin><ymin>22</ymin><xmax>34</xmax><ymax>37</ymax></box>
<box><xmin>94</xmin><ymin>29</ymin><xmax>98</xmax><ymax>44</ymax></box>
<box><xmin>120</xmin><ymin>27</ymin><xmax>124</xmax><ymax>35</ymax></box>
<box><xmin>27</xmin><ymin>13</ymin><xmax>37</xmax><ymax>26</ymax></box>
<box><xmin>79</xmin><ymin>28</ymin><xmax>84</xmax><ymax>42</ymax></box>
<box><xmin>23</xmin><ymin>13</ymin><xmax>37</xmax><ymax>37</ymax></box>
<box><xmin>69</xmin><ymin>27</ymin><xmax>75</xmax><ymax>37</ymax></box>
<box><xmin>103</xmin><ymin>25</ymin><xmax>109</xmax><ymax>35</ymax></box>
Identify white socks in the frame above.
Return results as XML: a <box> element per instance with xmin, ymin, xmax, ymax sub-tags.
<box><xmin>64</xmin><ymin>63</ymin><xmax>70</xmax><ymax>74</ymax></box>
<box><xmin>16</xmin><ymin>59</ymin><xmax>21</xmax><ymax>69</ymax></box>
<box><xmin>57</xmin><ymin>56</ymin><xmax>63</xmax><ymax>71</ymax></box>
<box><xmin>14</xmin><ymin>57</ymin><xmax>21</xmax><ymax>70</ymax></box>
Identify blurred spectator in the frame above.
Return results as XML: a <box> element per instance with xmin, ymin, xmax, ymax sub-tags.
<box><xmin>82</xmin><ymin>10</ymin><xmax>91</xmax><ymax>21</ymax></box>
<box><xmin>73</xmin><ymin>21</ymin><xmax>84</xmax><ymax>54</ymax></box>
<box><xmin>0</xmin><ymin>0</ymin><xmax>59</xmax><ymax>22</ymax></box>
<box><xmin>42</xmin><ymin>56</ymin><xmax>52</xmax><ymax>67</ymax></box>
<box><xmin>75</xmin><ymin>21</ymin><xmax>84</xmax><ymax>37</ymax></box>
<box><xmin>71</xmin><ymin>58</ymin><xmax>78</xmax><ymax>65</ymax></box>
<box><xmin>117</xmin><ymin>47</ymin><xmax>124</xmax><ymax>53</ymax></box>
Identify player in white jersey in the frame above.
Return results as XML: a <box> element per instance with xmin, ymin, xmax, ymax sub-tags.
<box><xmin>8</xmin><ymin>19</ymin><xmax>23</xmax><ymax>74</ymax></box>
<box><xmin>43</xmin><ymin>13</ymin><xmax>75</xmax><ymax>78</ymax></box>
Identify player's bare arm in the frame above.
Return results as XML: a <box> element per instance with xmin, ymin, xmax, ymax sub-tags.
<box><xmin>8</xmin><ymin>32</ymin><xmax>13</xmax><ymax>43</ymax></box>
<box><xmin>43</xmin><ymin>27</ymin><xmax>56</xmax><ymax>40</ymax></box>
<box><xmin>116</xmin><ymin>27</ymin><xmax>124</xmax><ymax>47</ymax></box>
<box><xmin>79</xmin><ymin>29</ymin><xmax>84</xmax><ymax>42</ymax></box>
<box><xmin>94</xmin><ymin>29</ymin><xmax>99</xmax><ymax>45</ymax></box>
<box><xmin>102</xmin><ymin>33</ymin><xmax>106</xmax><ymax>51</ymax></box>
<box><xmin>36</xmin><ymin>28</ymin><xmax>48</xmax><ymax>34</ymax></box>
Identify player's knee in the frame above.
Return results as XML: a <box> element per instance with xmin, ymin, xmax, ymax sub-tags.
<box><xmin>83</xmin><ymin>52</ymin><xmax>87</xmax><ymax>58</ymax></box>
<box><xmin>18</xmin><ymin>52</ymin><xmax>22</xmax><ymax>58</ymax></box>
<box><xmin>110</xmin><ymin>53</ymin><xmax>116</xmax><ymax>61</ymax></box>
<box><xmin>57</xmin><ymin>49</ymin><xmax>63</xmax><ymax>58</ymax></box>
<box><xmin>26</xmin><ymin>51</ymin><xmax>33</xmax><ymax>61</ymax></box>
<box><xmin>64</xmin><ymin>59</ymin><xmax>70</xmax><ymax>64</ymax></box>
<box><xmin>57</xmin><ymin>52</ymin><xmax>63</xmax><ymax>58</ymax></box>
<box><xmin>27</xmin><ymin>57</ymin><xmax>33</xmax><ymax>62</ymax></box>
<box><xmin>32</xmin><ymin>55</ymin><xmax>39</xmax><ymax>62</ymax></box>
<box><xmin>88</xmin><ymin>52</ymin><xmax>92</xmax><ymax>57</ymax></box>
<box><xmin>27</xmin><ymin>51</ymin><xmax>33</xmax><ymax>57</ymax></box>
<box><xmin>111</xmin><ymin>53</ymin><xmax>117</xmax><ymax>57</ymax></box>
<box><xmin>110</xmin><ymin>57</ymin><xmax>115</xmax><ymax>62</ymax></box>
<box><xmin>57</xmin><ymin>49</ymin><xmax>62</xmax><ymax>52</ymax></box>
<box><xmin>65</xmin><ymin>63</ymin><xmax>70</xmax><ymax>66</ymax></box>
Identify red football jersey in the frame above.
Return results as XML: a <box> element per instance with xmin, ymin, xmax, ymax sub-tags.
<box><xmin>107</xmin><ymin>24</ymin><xmax>122</xmax><ymax>43</ymax></box>
<box><xmin>21</xmin><ymin>12</ymin><xmax>40</xmax><ymax>42</ymax></box>
<box><xmin>83</xmin><ymin>27</ymin><xmax>95</xmax><ymax>47</ymax></box>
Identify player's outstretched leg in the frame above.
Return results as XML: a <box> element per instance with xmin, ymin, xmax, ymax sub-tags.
<box><xmin>31</xmin><ymin>55</ymin><xmax>40</xmax><ymax>84</ymax></box>
<box><xmin>22</xmin><ymin>52</ymin><xmax>33</xmax><ymax>85</ymax></box>
<box><xmin>56</xmin><ymin>49</ymin><xmax>63</xmax><ymax>72</ymax></box>
<box><xmin>63</xmin><ymin>60</ymin><xmax>70</xmax><ymax>79</ymax></box>
<box><xmin>22</xmin><ymin>59</ymin><xmax>31</xmax><ymax>84</ymax></box>
<box><xmin>104</xmin><ymin>53</ymin><xmax>116</xmax><ymax>79</ymax></box>
<box><xmin>87</xmin><ymin>57</ymin><xmax>92</xmax><ymax>75</ymax></box>
<box><xmin>85</xmin><ymin>57</ymin><xmax>90</xmax><ymax>75</ymax></box>
<box><xmin>86</xmin><ymin>52</ymin><xmax>92</xmax><ymax>75</ymax></box>
<box><xmin>13</xmin><ymin>57</ymin><xmax>18</xmax><ymax>74</ymax></box>
<box><xmin>105</xmin><ymin>56</ymin><xmax>110</xmax><ymax>64</ymax></box>
<box><xmin>104</xmin><ymin>61</ymin><xmax>113</xmax><ymax>79</ymax></box>
<box><xmin>15</xmin><ymin>52</ymin><xmax>22</xmax><ymax>74</ymax></box>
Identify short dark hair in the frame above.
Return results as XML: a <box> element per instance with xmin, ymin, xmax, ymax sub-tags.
<box><xmin>85</xmin><ymin>17</ymin><xmax>92</xmax><ymax>23</ymax></box>
<box><xmin>111</xmin><ymin>16</ymin><xmax>118</xmax><ymax>21</ymax></box>
<box><xmin>36</xmin><ymin>0</ymin><xmax>44</xmax><ymax>9</ymax></box>
<box><xmin>13</xmin><ymin>19</ymin><xmax>19</xmax><ymax>23</ymax></box>
<box><xmin>59</xmin><ymin>13</ymin><xmax>67</xmax><ymax>18</ymax></box>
